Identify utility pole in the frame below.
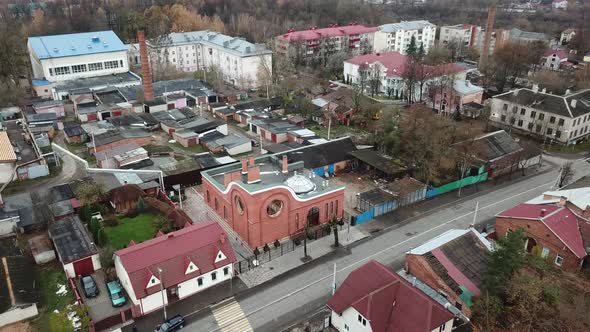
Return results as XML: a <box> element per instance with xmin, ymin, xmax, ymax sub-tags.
<box><xmin>327</xmin><ymin>117</ymin><xmax>332</xmax><ymax>141</ymax></box>
<box><xmin>157</xmin><ymin>267</ymin><xmax>167</xmax><ymax>320</ymax></box>
<box><xmin>332</xmin><ymin>263</ymin><xmax>337</xmax><ymax>295</ymax></box>
<box><xmin>472</xmin><ymin>201</ymin><xmax>479</xmax><ymax>227</ymax></box>
<box><xmin>91</xmin><ymin>132</ymin><xmax>97</xmax><ymax>154</ymax></box>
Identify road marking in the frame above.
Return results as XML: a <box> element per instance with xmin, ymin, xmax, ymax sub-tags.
<box><xmin>206</xmin><ymin>177</ymin><xmax>557</xmax><ymax>332</ymax></box>
<box><xmin>211</xmin><ymin>297</ymin><xmax>253</xmax><ymax>332</ymax></box>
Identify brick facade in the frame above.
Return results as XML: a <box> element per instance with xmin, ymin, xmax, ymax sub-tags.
<box><xmin>90</xmin><ymin>136</ymin><xmax>153</xmax><ymax>153</ymax></box>
<box><xmin>405</xmin><ymin>255</ymin><xmax>473</xmax><ymax>317</ymax></box>
<box><xmin>202</xmin><ymin>177</ymin><xmax>344</xmax><ymax>249</ymax></box>
<box><xmin>495</xmin><ymin>216</ymin><xmax>583</xmax><ymax>271</ymax></box>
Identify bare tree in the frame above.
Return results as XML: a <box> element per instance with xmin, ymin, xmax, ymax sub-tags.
<box><xmin>559</xmin><ymin>161</ymin><xmax>574</xmax><ymax>188</ymax></box>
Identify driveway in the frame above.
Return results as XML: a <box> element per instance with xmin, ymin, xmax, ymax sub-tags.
<box><xmin>78</xmin><ymin>271</ymin><xmax>131</xmax><ymax>322</ymax></box>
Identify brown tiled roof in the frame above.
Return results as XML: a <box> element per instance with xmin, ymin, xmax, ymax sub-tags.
<box><xmin>0</xmin><ymin>132</ymin><xmax>16</xmax><ymax>163</ymax></box>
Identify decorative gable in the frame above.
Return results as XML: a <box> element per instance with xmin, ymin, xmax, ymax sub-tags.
<box><xmin>214</xmin><ymin>250</ymin><xmax>227</xmax><ymax>263</ymax></box>
<box><xmin>146</xmin><ymin>273</ymin><xmax>160</xmax><ymax>288</ymax></box>
<box><xmin>185</xmin><ymin>261</ymin><xmax>198</xmax><ymax>275</ymax></box>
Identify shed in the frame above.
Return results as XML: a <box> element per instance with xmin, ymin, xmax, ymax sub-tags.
<box><xmin>349</xmin><ymin>149</ymin><xmax>407</xmax><ymax>180</ymax></box>
<box><xmin>28</xmin><ymin>234</ymin><xmax>56</xmax><ymax>265</ymax></box>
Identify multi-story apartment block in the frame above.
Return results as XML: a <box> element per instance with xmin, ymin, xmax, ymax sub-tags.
<box><xmin>274</xmin><ymin>24</ymin><xmax>378</xmax><ymax>61</ymax></box>
<box><xmin>143</xmin><ymin>31</ymin><xmax>272</xmax><ymax>89</ymax></box>
<box><xmin>373</xmin><ymin>20</ymin><xmax>436</xmax><ymax>55</ymax></box>
<box><xmin>439</xmin><ymin>24</ymin><xmax>482</xmax><ymax>49</ymax></box>
<box><xmin>474</xmin><ymin>29</ymin><xmax>510</xmax><ymax>55</ymax></box>
<box><xmin>28</xmin><ymin>31</ymin><xmax>129</xmax><ymax>82</ymax></box>
<box><xmin>490</xmin><ymin>87</ymin><xmax>590</xmax><ymax>144</ymax></box>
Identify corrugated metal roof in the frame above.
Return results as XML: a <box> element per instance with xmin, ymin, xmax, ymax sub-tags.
<box><xmin>28</xmin><ymin>30</ymin><xmax>127</xmax><ymax>60</ymax></box>
<box><xmin>379</xmin><ymin>20</ymin><xmax>435</xmax><ymax>32</ymax></box>
<box><xmin>156</xmin><ymin>31</ymin><xmax>271</xmax><ymax>57</ymax></box>
<box><xmin>0</xmin><ymin>132</ymin><xmax>17</xmax><ymax>162</ymax></box>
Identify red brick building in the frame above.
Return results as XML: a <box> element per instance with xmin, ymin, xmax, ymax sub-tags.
<box><xmin>405</xmin><ymin>228</ymin><xmax>493</xmax><ymax>317</ymax></box>
<box><xmin>201</xmin><ymin>155</ymin><xmax>345</xmax><ymax>249</ymax></box>
<box><xmin>496</xmin><ymin>191</ymin><xmax>589</xmax><ymax>272</ymax></box>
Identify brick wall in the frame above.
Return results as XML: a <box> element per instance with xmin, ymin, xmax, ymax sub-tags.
<box><xmin>90</xmin><ymin>137</ymin><xmax>154</xmax><ymax>153</ymax></box>
<box><xmin>405</xmin><ymin>255</ymin><xmax>473</xmax><ymax>317</ymax></box>
<box><xmin>495</xmin><ymin>216</ymin><xmax>582</xmax><ymax>271</ymax></box>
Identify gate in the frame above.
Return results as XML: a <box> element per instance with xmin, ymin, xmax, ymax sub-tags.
<box><xmin>353</xmin><ymin>209</ymin><xmax>375</xmax><ymax>225</ymax></box>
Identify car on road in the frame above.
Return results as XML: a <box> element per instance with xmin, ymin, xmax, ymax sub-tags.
<box><xmin>106</xmin><ymin>281</ymin><xmax>126</xmax><ymax>307</ymax></box>
<box><xmin>155</xmin><ymin>314</ymin><xmax>185</xmax><ymax>331</ymax></box>
<box><xmin>81</xmin><ymin>275</ymin><xmax>99</xmax><ymax>298</ymax></box>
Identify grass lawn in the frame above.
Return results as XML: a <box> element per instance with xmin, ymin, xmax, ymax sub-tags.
<box><xmin>549</xmin><ymin>138</ymin><xmax>590</xmax><ymax>154</ymax></box>
<box><xmin>309</xmin><ymin>124</ymin><xmax>370</xmax><ymax>140</ymax></box>
<box><xmin>33</xmin><ymin>263</ymin><xmax>75</xmax><ymax>332</ymax></box>
<box><xmin>173</xmin><ymin>142</ymin><xmax>207</xmax><ymax>154</ymax></box>
<box><xmin>105</xmin><ymin>213</ymin><xmax>158</xmax><ymax>249</ymax></box>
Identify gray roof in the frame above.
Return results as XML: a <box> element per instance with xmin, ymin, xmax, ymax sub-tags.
<box><xmin>48</xmin><ymin>215</ymin><xmax>97</xmax><ymax>264</ymax></box>
<box><xmin>154</xmin><ymin>31</ymin><xmax>272</xmax><ymax>57</ymax></box>
<box><xmin>250</xmin><ymin>118</ymin><xmax>301</xmax><ymax>134</ymax></box>
<box><xmin>495</xmin><ymin>88</ymin><xmax>590</xmax><ymax>118</ymax></box>
<box><xmin>276</xmin><ymin>137</ymin><xmax>357</xmax><ymax>169</ymax></box>
<box><xmin>118</xmin><ymin>78</ymin><xmax>215</xmax><ymax>102</ymax></box>
<box><xmin>26</xmin><ymin>113</ymin><xmax>56</xmax><ymax>123</ymax></box>
<box><xmin>509</xmin><ymin>28</ymin><xmax>548</xmax><ymax>42</ymax></box>
<box><xmin>94</xmin><ymin>142</ymin><xmax>141</xmax><ymax>160</ymax></box>
<box><xmin>32</xmin><ymin>100</ymin><xmax>64</xmax><ymax>108</ymax></box>
<box><xmin>379</xmin><ymin>20</ymin><xmax>435</xmax><ymax>33</ymax></box>
<box><xmin>452</xmin><ymin>130</ymin><xmax>523</xmax><ymax>162</ymax></box>
<box><xmin>54</xmin><ymin>71</ymin><xmax>141</xmax><ymax>95</ymax></box>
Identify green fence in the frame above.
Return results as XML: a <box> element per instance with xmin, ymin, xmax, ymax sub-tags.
<box><xmin>426</xmin><ymin>172</ymin><xmax>488</xmax><ymax>198</ymax></box>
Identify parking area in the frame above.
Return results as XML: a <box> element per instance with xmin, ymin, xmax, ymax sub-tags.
<box><xmin>76</xmin><ymin>271</ymin><xmax>131</xmax><ymax>322</ymax></box>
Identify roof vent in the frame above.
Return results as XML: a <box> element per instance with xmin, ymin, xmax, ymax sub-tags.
<box><xmin>53</xmin><ymin>48</ymin><xmax>59</xmax><ymax>53</ymax></box>
<box><xmin>571</xmin><ymin>99</ymin><xmax>578</xmax><ymax>108</ymax></box>
<box><xmin>91</xmin><ymin>36</ymin><xmax>100</xmax><ymax>43</ymax></box>
<box><xmin>540</xmin><ymin>208</ymin><xmax>547</xmax><ymax>217</ymax></box>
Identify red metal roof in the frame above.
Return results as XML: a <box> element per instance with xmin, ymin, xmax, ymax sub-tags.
<box><xmin>345</xmin><ymin>51</ymin><xmax>465</xmax><ymax>78</ymax></box>
<box><xmin>497</xmin><ymin>203</ymin><xmax>586</xmax><ymax>259</ymax></box>
<box><xmin>327</xmin><ymin>260</ymin><xmax>453</xmax><ymax>332</ymax></box>
<box><xmin>432</xmin><ymin>248</ymin><xmax>481</xmax><ymax>296</ymax></box>
<box><xmin>115</xmin><ymin>221</ymin><xmax>236</xmax><ymax>299</ymax></box>
<box><xmin>276</xmin><ymin>24</ymin><xmax>379</xmax><ymax>42</ymax></box>
<box><xmin>543</xmin><ymin>49</ymin><xmax>568</xmax><ymax>59</ymax></box>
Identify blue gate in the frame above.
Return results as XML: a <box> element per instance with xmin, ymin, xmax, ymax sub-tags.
<box><xmin>314</xmin><ymin>167</ymin><xmax>325</xmax><ymax>177</ymax></box>
<box><xmin>328</xmin><ymin>164</ymin><xmax>335</xmax><ymax>175</ymax></box>
<box><xmin>354</xmin><ymin>209</ymin><xmax>375</xmax><ymax>225</ymax></box>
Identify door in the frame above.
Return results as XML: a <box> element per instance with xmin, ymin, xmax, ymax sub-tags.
<box><xmin>73</xmin><ymin>257</ymin><xmax>94</xmax><ymax>276</ymax></box>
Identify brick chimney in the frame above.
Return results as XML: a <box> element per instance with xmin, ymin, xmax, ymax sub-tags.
<box><xmin>247</xmin><ymin>166</ymin><xmax>261</xmax><ymax>184</ymax></box>
<box><xmin>241</xmin><ymin>159</ymin><xmax>248</xmax><ymax>174</ymax></box>
<box><xmin>224</xmin><ymin>173</ymin><xmax>233</xmax><ymax>187</ymax></box>
<box><xmin>583</xmin><ymin>206</ymin><xmax>590</xmax><ymax>219</ymax></box>
<box><xmin>282</xmin><ymin>155</ymin><xmax>289</xmax><ymax>174</ymax></box>
<box><xmin>559</xmin><ymin>196</ymin><xmax>567</xmax><ymax>206</ymax></box>
<box><xmin>249</xmin><ymin>157</ymin><xmax>255</xmax><ymax>166</ymax></box>
<box><xmin>137</xmin><ymin>30</ymin><xmax>154</xmax><ymax>102</ymax></box>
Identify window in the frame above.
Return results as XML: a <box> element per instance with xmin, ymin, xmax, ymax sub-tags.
<box><xmin>439</xmin><ymin>324</ymin><xmax>446</xmax><ymax>331</ymax></box>
<box><xmin>71</xmin><ymin>64</ymin><xmax>87</xmax><ymax>74</ymax></box>
<box><xmin>197</xmin><ymin>277</ymin><xmax>203</xmax><ymax>286</ymax></box>
<box><xmin>558</xmin><ymin>118</ymin><xmax>564</xmax><ymax>126</ymax></box>
<box><xmin>528</xmin><ymin>123</ymin><xmax>534</xmax><ymax>130</ymax></box>
<box><xmin>325</xmin><ymin>203</ymin><xmax>329</xmax><ymax>219</ymax></box>
<box><xmin>539</xmin><ymin>113</ymin><xmax>545</xmax><ymax>121</ymax></box>
<box><xmin>335</xmin><ymin>200</ymin><xmax>338</xmax><ymax>214</ymax></box>
<box><xmin>536</xmin><ymin>124</ymin><xmax>542</xmax><ymax>132</ymax></box>
<box><xmin>214</xmin><ymin>198</ymin><xmax>218</xmax><ymax>211</ymax></box>
<box><xmin>556</xmin><ymin>130</ymin><xmax>562</xmax><ymax>138</ymax></box>
<box><xmin>206</xmin><ymin>191</ymin><xmax>210</xmax><ymax>203</ymax></box>
<box><xmin>517</xmin><ymin>119</ymin><xmax>523</xmax><ymax>127</ymax></box>
<box><xmin>520</xmin><ymin>108</ymin><xmax>526</xmax><ymax>115</ymax></box>
<box><xmin>53</xmin><ymin>66</ymin><xmax>71</xmax><ymax>76</ymax></box>
<box><xmin>555</xmin><ymin>254</ymin><xmax>564</xmax><ymax>266</ymax></box>
<box><xmin>530</xmin><ymin>111</ymin><xmax>536</xmax><ymax>119</ymax></box>
<box><xmin>211</xmin><ymin>272</ymin><xmax>217</xmax><ymax>280</ymax></box>
<box><xmin>295</xmin><ymin>213</ymin><xmax>299</xmax><ymax>230</ymax></box>
<box><xmin>358</xmin><ymin>315</ymin><xmax>362</xmax><ymax>323</ymax></box>
<box><xmin>541</xmin><ymin>247</ymin><xmax>550</xmax><ymax>258</ymax></box>
<box><xmin>550</xmin><ymin>116</ymin><xmax>556</xmax><ymax>124</ymax></box>
<box><xmin>503</xmin><ymin>104</ymin><xmax>508</xmax><ymax>110</ymax></box>
<box><xmin>49</xmin><ymin>68</ymin><xmax>54</xmax><ymax>76</ymax></box>
<box><xmin>224</xmin><ymin>267</ymin><xmax>229</xmax><ymax>275</ymax></box>
<box><xmin>501</xmin><ymin>114</ymin><xmax>506</xmax><ymax>122</ymax></box>
<box><xmin>223</xmin><ymin>206</ymin><xmax>227</xmax><ymax>220</ymax></box>
<box><xmin>119</xmin><ymin>60</ymin><xmax>123</xmax><ymax>67</ymax></box>
<box><xmin>330</xmin><ymin>202</ymin><xmax>334</xmax><ymax>216</ymax></box>
<box><xmin>547</xmin><ymin>128</ymin><xmax>553</xmax><ymax>135</ymax></box>
<box><xmin>235</xmin><ymin>196</ymin><xmax>245</xmax><ymax>215</ymax></box>
<box><xmin>344</xmin><ymin>324</ymin><xmax>349</xmax><ymax>331</ymax></box>
<box><xmin>574</xmin><ymin>130</ymin><xmax>578</xmax><ymax>136</ymax></box>
<box><xmin>88</xmin><ymin>62</ymin><xmax>103</xmax><ymax>71</ymax></box>
<box><xmin>267</xmin><ymin>200</ymin><xmax>284</xmax><ymax>217</ymax></box>
<box><xmin>104</xmin><ymin>60</ymin><xmax>119</xmax><ymax>69</ymax></box>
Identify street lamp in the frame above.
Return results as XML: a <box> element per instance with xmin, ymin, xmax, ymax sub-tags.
<box><xmin>157</xmin><ymin>267</ymin><xmax>167</xmax><ymax>320</ymax></box>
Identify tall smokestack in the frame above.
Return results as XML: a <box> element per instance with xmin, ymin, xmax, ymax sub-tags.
<box><xmin>138</xmin><ymin>31</ymin><xmax>154</xmax><ymax>102</ymax></box>
<box><xmin>479</xmin><ymin>5</ymin><xmax>496</xmax><ymax>68</ymax></box>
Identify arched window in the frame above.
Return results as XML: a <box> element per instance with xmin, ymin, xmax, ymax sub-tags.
<box><xmin>214</xmin><ymin>198</ymin><xmax>218</xmax><ymax>211</ymax></box>
<box><xmin>295</xmin><ymin>213</ymin><xmax>299</xmax><ymax>230</ymax></box>
<box><xmin>267</xmin><ymin>200</ymin><xmax>284</xmax><ymax>217</ymax></box>
<box><xmin>235</xmin><ymin>196</ymin><xmax>245</xmax><ymax>215</ymax></box>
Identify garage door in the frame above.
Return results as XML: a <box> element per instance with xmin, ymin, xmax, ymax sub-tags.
<box><xmin>73</xmin><ymin>257</ymin><xmax>94</xmax><ymax>276</ymax></box>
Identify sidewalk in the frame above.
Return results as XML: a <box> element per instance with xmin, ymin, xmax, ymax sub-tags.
<box><xmin>238</xmin><ymin>226</ymin><xmax>367</xmax><ymax>288</ymax></box>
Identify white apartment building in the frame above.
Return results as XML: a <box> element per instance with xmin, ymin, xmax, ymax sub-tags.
<box><xmin>143</xmin><ymin>31</ymin><xmax>272</xmax><ymax>89</ymax></box>
<box><xmin>490</xmin><ymin>87</ymin><xmax>590</xmax><ymax>144</ymax></box>
<box><xmin>373</xmin><ymin>20</ymin><xmax>436</xmax><ymax>55</ymax></box>
<box><xmin>28</xmin><ymin>31</ymin><xmax>129</xmax><ymax>82</ymax></box>
<box><xmin>474</xmin><ymin>29</ymin><xmax>510</xmax><ymax>55</ymax></box>
<box><xmin>114</xmin><ymin>221</ymin><xmax>236</xmax><ymax>316</ymax></box>
<box><xmin>439</xmin><ymin>24</ymin><xmax>481</xmax><ymax>49</ymax></box>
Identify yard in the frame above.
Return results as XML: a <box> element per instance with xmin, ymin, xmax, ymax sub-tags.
<box><xmin>309</xmin><ymin>124</ymin><xmax>371</xmax><ymax>141</ymax></box>
<box><xmin>172</xmin><ymin>142</ymin><xmax>207</xmax><ymax>154</ymax></box>
<box><xmin>33</xmin><ymin>263</ymin><xmax>77</xmax><ymax>332</ymax></box>
<box><xmin>104</xmin><ymin>213</ymin><xmax>159</xmax><ymax>249</ymax></box>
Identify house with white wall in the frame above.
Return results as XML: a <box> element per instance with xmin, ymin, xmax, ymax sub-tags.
<box><xmin>145</xmin><ymin>31</ymin><xmax>272</xmax><ymax>89</ymax></box>
<box><xmin>114</xmin><ymin>221</ymin><xmax>236</xmax><ymax>316</ymax></box>
<box><xmin>343</xmin><ymin>51</ymin><xmax>466</xmax><ymax>102</ymax></box>
<box><xmin>327</xmin><ymin>260</ymin><xmax>456</xmax><ymax>332</ymax></box>
<box><xmin>373</xmin><ymin>20</ymin><xmax>436</xmax><ymax>55</ymax></box>
<box><xmin>553</xmin><ymin>0</ymin><xmax>568</xmax><ymax>10</ymax></box>
<box><xmin>28</xmin><ymin>30</ymin><xmax>129</xmax><ymax>82</ymax></box>
<box><xmin>439</xmin><ymin>24</ymin><xmax>481</xmax><ymax>50</ymax></box>
<box><xmin>542</xmin><ymin>49</ymin><xmax>568</xmax><ymax>70</ymax></box>
<box><xmin>490</xmin><ymin>87</ymin><xmax>590</xmax><ymax>144</ymax></box>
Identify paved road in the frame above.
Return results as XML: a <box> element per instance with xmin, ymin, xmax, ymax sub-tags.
<box><xmin>169</xmin><ymin>155</ymin><xmax>590</xmax><ymax>332</ymax></box>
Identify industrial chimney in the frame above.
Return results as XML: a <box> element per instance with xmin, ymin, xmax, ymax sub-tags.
<box><xmin>137</xmin><ymin>30</ymin><xmax>154</xmax><ymax>102</ymax></box>
<box><xmin>479</xmin><ymin>5</ymin><xmax>497</xmax><ymax>68</ymax></box>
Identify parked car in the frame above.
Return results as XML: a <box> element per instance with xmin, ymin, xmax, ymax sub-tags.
<box><xmin>155</xmin><ymin>314</ymin><xmax>185</xmax><ymax>331</ymax></box>
<box><xmin>81</xmin><ymin>275</ymin><xmax>99</xmax><ymax>298</ymax></box>
<box><xmin>106</xmin><ymin>281</ymin><xmax>126</xmax><ymax>307</ymax></box>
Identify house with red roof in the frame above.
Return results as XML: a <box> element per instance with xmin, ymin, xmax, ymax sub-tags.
<box><xmin>405</xmin><ymin>228</ymin><xmax>494</xmax><ymax>318</ymax></box>
<box><xmin>275</xmin><ymin>24</ymin><xmax>378</xmax><ymax>62</ymax></box>
<box><xmin>343</xmin><ymin>52</ymin><xmax>466</xmax><ymax>103</ymax></box>
<box><xmin>114</xmin><ymin>221</ymin><xmax>236</xmax><ymax>316</ymax></box>
<box><xmin>496</xmin><ymin>190</ymin><xmax>590</xmax><ymax>271</ymax></box>
<box><xmin>541</xmin><ymin>49</ymin><xmax>569</xmax><ymax>71</ymax></box>
<box><xmin>327</xmin><ymin>260</ymin><xmax>456</xmax><ymax>332</ymax></box>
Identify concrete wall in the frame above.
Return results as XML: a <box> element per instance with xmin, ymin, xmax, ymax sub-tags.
<box><xmin>177</xmin><ymin>264</ymin><xmax>232</xmax><ymax>299</ymax></box>
<box><xmin>0</xmin><ymin>304</ymin><xmax>38</xmax><ymax>328</ymax></box>
<box><xmin>225</xmin><ymin>141</ymin><xmax>252</xmax><ymax>156</ymax></box>
<box><xmin>495</xmin><ymin>216</ymin><xmax>583</xmax><ymax>271</ymax></box>
<box><xmin>33</xmin><ymin>250</ymin><xmax>56</xmax><ymax>265</ymax></box>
